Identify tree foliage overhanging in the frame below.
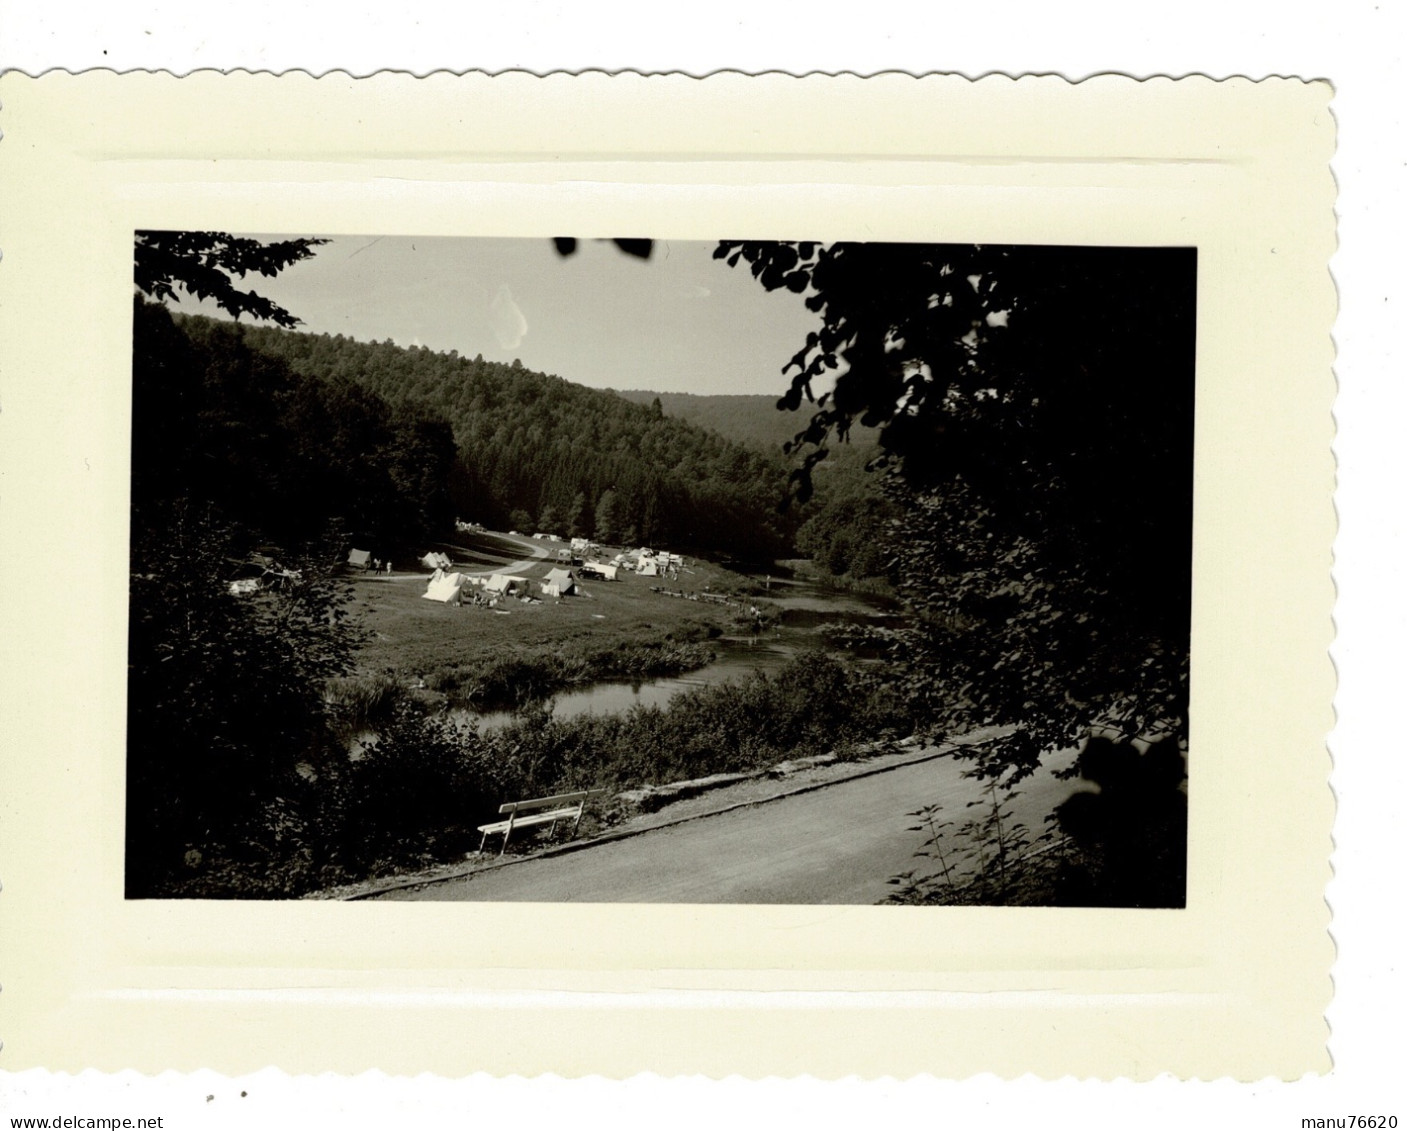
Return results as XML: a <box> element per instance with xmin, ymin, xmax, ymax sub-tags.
<box><xmin>127</xmin><ymin>296</ymin><xmax>461</xmax><ymax>894</ymax></box>
<box><xmin>126</xmin><ymin>231</ymin><xmax>1194</xmax><ymax>897</ymax></box>
<box><xmin>134</xmin><ymin>230</ymin><xmax>328</xmax><ymax>328</ymax></box>
<box><xmin>718</xmin><ymin>241</ymin><xmax>1196</xmax><ymax>777</ymax></box>
<box><xmin>126</xmin><ymin>274</ymin><xmax>801</xmax><ymax>893</ymax></box>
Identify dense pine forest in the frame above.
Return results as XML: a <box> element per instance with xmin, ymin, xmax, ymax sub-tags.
<box><xmin>229</xmin><ymin>319</ymin><xmax>799</xmax><ymax>561</ymax></box>
<box><xmin>137</xmin><ymin>304</ymin><xmax>459</xmax><ymax>556</ymax></box>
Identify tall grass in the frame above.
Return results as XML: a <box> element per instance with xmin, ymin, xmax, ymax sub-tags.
<box><xmin>421</xmin><ymin>638</ymin><xmax>718</xmax><ymax>708</ymax></box>
<box><xmin>312</xmin><ymin>652</ymin><xmax>912</xmax><ymax>883</ymax></box>
<box><xmin>324</xmin><ymin>672</ymin><xmax>402</xmax><ymax>734</ymax></box>
<box><xmin>175</xmin><ymin>651</ymin><xmax>914</xmax><ymax>896</ymax></box>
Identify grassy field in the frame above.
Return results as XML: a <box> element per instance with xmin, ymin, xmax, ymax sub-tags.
<box><xmin>345</xmin><ymin>532</ymin><xmax>769</xmax><ymax>703</ymax></box>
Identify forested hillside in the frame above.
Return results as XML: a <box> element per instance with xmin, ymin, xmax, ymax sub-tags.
<box><xmin>129</xmin><ymin>296</ymin><xmax>462</xmax><ymax>895</ymax></box>
<box><xmin>136</xmin><ymin>301</ymin><xmax>456</xmax><ymax>557</ymax></box>
<box><xmin>613</xmin><ymin>389</ymin><xmax>896</xmax><ymax>582</ymax></box>
<box><xmin>226</xmin><ymin>321</ymin><xmax>796</xmax><ymax>559</ymax></box>
<box><xmin>615</xmin><ymin>390</ymin><xmax>816</xmax><ymax>453</ymax></box>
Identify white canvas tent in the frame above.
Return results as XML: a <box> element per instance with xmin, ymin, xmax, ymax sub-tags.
<box><xmin>637</xmin><ymin>558</ymin><xmax>659</xmax><ymax>576</ymax></box>
<box><xmin>347</xmin><ymin>548</ymin><xmax>371</xmax><ymax>569</ymax></box>
<box><xmin>541</xmin><ymin>567</ymin><xmax>577</xmax><ymax>597</ymax></box>
<box><xmin>484</xmin><ymin>574</ymin><xmax>531</xmax><ymax>597</ymax></box>
<box><xmin>422</xmin><ymin>572</ymin><xmax>466</xmax><ymax>603</ymax></box>
<box><xmin>421</xmin><ymin>551</ymin><xmax>452</xmax><ymax>571</ymax></box>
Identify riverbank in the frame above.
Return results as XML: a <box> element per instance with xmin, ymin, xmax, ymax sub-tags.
<box><xmin>275</xmin><ymin>647</ymin><xmax>913</xmax><ymax>897</ymax></box>
<box><xmin>163</xmin><ymin>538</ymin><xmax>924</xmax><ymax>898</ymax></box>
<box><xmin>344</xmin><ymin>539</ymin><xmax>769</xmax><ymax>713</ymax></box>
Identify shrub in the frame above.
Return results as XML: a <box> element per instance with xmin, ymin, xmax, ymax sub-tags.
<box><xmin>326</xmin><ymin>671</ymin><xmax>405</xmax><ymax>733</ymax></box>
<box><xmin>331</xmin><ymin>701</ymin><xmax>502</xmax><ymax>874</ymax></box>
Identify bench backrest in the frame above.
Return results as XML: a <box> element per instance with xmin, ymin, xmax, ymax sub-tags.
<box><xmin>497</xmin><ymin>788</ymin><xmax>607</xmax><ymax>816</ymax></box>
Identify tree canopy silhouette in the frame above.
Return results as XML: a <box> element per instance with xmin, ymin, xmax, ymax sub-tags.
<box><xmin>718</xmin><ymin>240</ymin><xmax>1196</xmax><ymax>779</ymax></box>
<box><xmin>134</xmin><ymin>230</ymin><xmax>328</xmax><ymax>328</ymax></box>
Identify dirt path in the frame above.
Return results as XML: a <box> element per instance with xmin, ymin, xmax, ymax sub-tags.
<box><xmin>457</xmin><ymin>533</ymin><xmax>551</xmax><ymax>577</ymax></box>
<box><xmin>362</xmin><ymin>533</ymin><xmax>550</xmax><ymax>582</ymax></box>
<box><xmin>373</xmin><ymin>745</ymin><xmax>1086</xmax><ymax>904</ymax></box>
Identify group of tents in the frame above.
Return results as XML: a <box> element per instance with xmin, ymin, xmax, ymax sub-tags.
<box><xmin>419</xmin><ymin>568</ymin><xmax>570</xmax><ymax>606</ymax></box>
<box><xmin>614</xmin><ymin>547</ymin><xmax>684</xmax><ymax>577</ymax></box>
<box><xmin>412</xmin><ymin>544</ymin><xmax>680</xmax><ymax>605</ymax></box>
<box><xmin>348</xmin><ymin>539</ymin><xmax>676</xmax><ymax>607</ymax></box>
<box><xmin>419</xmin><ymin>565</ymin><xmax>583</xmax><ymax>606</ymax></box>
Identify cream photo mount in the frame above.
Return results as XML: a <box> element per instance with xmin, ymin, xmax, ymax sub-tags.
<box><xmin>0</xmin><ymin>72</ymin><xmax>1336</xmax><ymax>1078</ymax></box>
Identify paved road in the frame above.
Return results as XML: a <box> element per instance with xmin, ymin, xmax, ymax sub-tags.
<box><xmin>380</xmin><ymin>746</ymin><xmax>1086</xmax><ymax>904</ymax></box>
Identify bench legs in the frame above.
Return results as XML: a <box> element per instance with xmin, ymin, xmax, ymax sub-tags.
<box><xmin>480</xmin><ymin>800</ymin><xmax>589</xmax><ymax>856</ymax></box>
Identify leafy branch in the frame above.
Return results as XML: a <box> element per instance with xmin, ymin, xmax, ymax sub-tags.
<box><xmin>135</xmin><ymin>230</ymin><xmax>328</xmax><ymax>328</ymax></box>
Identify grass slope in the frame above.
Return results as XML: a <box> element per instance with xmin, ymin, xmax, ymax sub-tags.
<box><xmin>345</xmin><ymin>531</ymin><xmax>768</xmax><ymax>706</ymax></box>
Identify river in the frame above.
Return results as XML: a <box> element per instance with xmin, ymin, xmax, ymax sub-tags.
<box><xmin>465</xmin><ymin>583</ymin><xmax>900</xmax><ymax>730</ymax></box>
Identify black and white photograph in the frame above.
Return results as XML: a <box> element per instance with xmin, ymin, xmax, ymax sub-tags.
<box><xmin>0</xmin><ymin>52</ymin><xmax>1351</xmax><ymax>1098</ymax></box>
<box><xmin>127</xmin><ymin>231</ymin><xmax>1195</xmax><ymax>906</ymax></box>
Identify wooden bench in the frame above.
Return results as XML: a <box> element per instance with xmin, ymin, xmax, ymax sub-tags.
<box><xmin>476</xmin><ymin>789</ymin><xmax>607</xmax><ymax>855</ymax></box>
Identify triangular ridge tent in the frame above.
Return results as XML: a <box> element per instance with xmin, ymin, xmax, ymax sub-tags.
<box><xmin>637</xmin><ymin>558</ymin><xmax>659</xmax><ymax>576</ymax></box>
<box><xmin>421</xmin><ymin>551</ymin><xmax>452</xmax><ymax>570</ymax></box>
<box><xmin>485</xmin><ymin>574</ymin><xmax>531</xmax><ymax>596</ymax></box>
<box><xmin>422</xmin><ymin>572</ymin><xmax>466</xmax><ymax>603</ymax></box>
<box><xmin>541</xmin><ymin>567</ymin><xmax>577</xmax><ymax>597</ymax></box>
<box><xmin>347</xmin><ymin>549</ymin><xmax>371</xmax><ymax>569</ymax></box>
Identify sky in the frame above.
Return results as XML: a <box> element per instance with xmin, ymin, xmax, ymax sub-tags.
<box><xmin>168</xmin><ymin>235</ymin><xmax>825</xmax><ymax>398</ymax></box>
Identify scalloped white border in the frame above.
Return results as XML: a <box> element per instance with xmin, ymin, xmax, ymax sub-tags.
<box><xmin>0</xmin><ymin>71</ymin><xmax>1335</xmax><ymax>1079</ymax></box>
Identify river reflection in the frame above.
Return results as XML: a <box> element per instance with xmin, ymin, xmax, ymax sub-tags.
<box><xmin>464</xmin><ymin>635</ymin><xmax>800</xmax><ymax>730</ymax></box>
<box><xmin>457</xmin><ymin>584</ymin><xmax>902</xmax><ymax>731</ymax></box>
